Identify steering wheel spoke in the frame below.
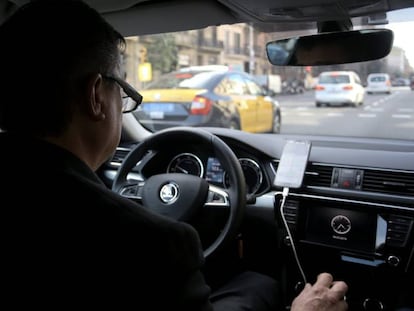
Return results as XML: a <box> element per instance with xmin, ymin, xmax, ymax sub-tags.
<box><xmin>119</xmin><ymin>181</ymin><xmax>145</xmax><ymax>201</ymax></box>
<box><xmin>205</xmin><ymin>184</ymin><xmax>230</xmax><ymax>208</ymax></box>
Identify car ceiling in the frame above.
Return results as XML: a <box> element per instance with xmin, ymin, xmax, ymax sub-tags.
<box><xmin>1</xmin><ymin>0</ymin><xmax>413</xmax><ymax>36</ymax></box>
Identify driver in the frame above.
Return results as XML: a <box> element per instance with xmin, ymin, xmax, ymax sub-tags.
<box><xmin>0</xmin><ymin>1</ymin><xmax>348</xmax><ymax>310</ymax></box>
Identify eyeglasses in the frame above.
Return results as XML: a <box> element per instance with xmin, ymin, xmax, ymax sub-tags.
<box><xmin>102</xmin><ymin>75</ymin><xmax>143</xmax><ymax>113</ymax></box>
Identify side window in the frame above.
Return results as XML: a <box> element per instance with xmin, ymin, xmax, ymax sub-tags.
<box><xmin>215</xmin><ymin>79</ymin><xmax>227</xmax><ymax>96</ymax></box>
<box><xmin>245</xmin><ymin>78</ymin><xmax>263</xmax><ymax>96</ymax></box>
<box><xmin>226</xmin><ymin>74</ymin><xmax>248</xmax><ymax>95</ymax></box>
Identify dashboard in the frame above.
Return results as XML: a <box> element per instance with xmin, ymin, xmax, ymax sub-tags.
<box><xmin>277</xmin><ymin>191</ymin><xmax>413</xmax><ymax>310</ymax></box>
<box><xmin>101</xmin><ymin>127</ymin><xmax>414</xmax><ymax>310</ymax></box>
<box><xmin>105</xmin><ymin>134</ymin><xmax>276</xmax><ymax>200</ymax></box>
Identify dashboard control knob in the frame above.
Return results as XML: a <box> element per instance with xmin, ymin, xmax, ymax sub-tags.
<box><xmin>363</xmin><ymin>298</ymin><xmax>384</xmax><ymax>310</ymax></box>
<box><xmin>387</xmin><ymin>255</ymin><xmax>400</xmax><ymax>267</ymax></box>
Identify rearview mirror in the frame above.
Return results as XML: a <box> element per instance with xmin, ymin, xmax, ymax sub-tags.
<box><xmin>266</xmin><ymin>29</ymin><xmax>393</xmax><ymax>66</ymax></box>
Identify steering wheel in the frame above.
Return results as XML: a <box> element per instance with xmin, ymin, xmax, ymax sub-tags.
<box><xmin>112</xmin><ymin>127</ymin><xmax>246</xmax><ymax>258</ymax></box>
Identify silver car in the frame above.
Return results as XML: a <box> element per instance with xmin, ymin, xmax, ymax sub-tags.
<box><xmin>366</xmin><ymin>73</ymin><xmax>392</xmax><ymax>94</ymax></box>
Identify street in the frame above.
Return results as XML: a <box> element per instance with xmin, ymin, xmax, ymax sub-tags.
<box><xmin>276</xmin><ymin>87</ymin><xmax>414</xmax><ymax>140</ymax></box>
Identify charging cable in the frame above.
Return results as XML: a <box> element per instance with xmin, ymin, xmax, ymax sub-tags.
<box><xmin>278</xmin><ymin>187</ymin><xmax>307</xmax><ymax>285</ymax></box>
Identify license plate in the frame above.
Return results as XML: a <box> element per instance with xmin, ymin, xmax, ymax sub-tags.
<box><xmin>327</xmin><ymin>86</ymin><xmax>340</xmax><ymax>93</ymax></box>
<box><xmin>149</xmin><ymin>111</ymin><xmax>164</xmax><ymax>119</ymax></box>
<box><xmin>143</xmin><ymin>103</ymin><xmax>174</xmax><ymax>112</ymax></box>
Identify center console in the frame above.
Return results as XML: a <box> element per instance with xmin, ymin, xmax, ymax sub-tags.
<box><xmin>275</xmin><ymin>193</ymin><xmax>414</xmax><ymax>310</ymax></box>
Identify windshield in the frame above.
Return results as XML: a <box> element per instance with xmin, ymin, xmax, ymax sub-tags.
<box><xmin>369</xmin><ymin>76</ymin><xmax>387</xmax><ymax>82</ymax></box>
<box><xmin>319</xmin><ymin>75</ymin><xmax>350</xmax><ymax>84</ymax></box>
<box><xmin>125</xmin><ymin>8</ymin><xmax>414</xmax><ymax>141</ymax></box>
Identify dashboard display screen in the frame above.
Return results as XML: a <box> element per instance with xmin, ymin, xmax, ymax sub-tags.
<box><xmin>205</xmin><ymin>157</ymin><xmax>224</xmax><ymax>184</ymax></box>
<box><xmin>305</xmin><ymin>206</ymin><xmax>378</xmax><ymax>253</ymax></box>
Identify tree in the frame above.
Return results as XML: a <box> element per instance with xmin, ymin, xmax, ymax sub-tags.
<box><xmin>146</xmin><ymin>34</ymin><xmax>178</xmax><ymax>74</ymax></box>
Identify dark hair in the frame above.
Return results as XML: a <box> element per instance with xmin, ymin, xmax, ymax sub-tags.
<box><xmin>0</xmin><ymin>0</ymin><xmax>126</xmax><ymax>136</ymax></box>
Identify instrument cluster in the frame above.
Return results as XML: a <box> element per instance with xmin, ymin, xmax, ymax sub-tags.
<box><xmin>166</xmin><ymin>152</ymin><xmax>265</xmax><ymax>197</ymax></box>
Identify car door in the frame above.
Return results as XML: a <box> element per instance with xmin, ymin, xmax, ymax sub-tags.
<box><xmin>225</xmin><ymin>74</ymin><xmax>257</xmax><ymax>131</ymax></box>
<box><xmin>244</xmin><ymin>77</ymin><xmax>273</xmax><ymax>132</ymax></box>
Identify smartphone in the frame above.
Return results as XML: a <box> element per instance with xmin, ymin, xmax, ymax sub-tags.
<box><xmin>274</xmin><ymin>140</ymin><xmax>311</xmax><ymax>188</ymax></box>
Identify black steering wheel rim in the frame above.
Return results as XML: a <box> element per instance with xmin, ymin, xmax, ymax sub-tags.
<box><xmin>112</xmin><ymin>126</ymin><xmax>246</xmax><ymax>258</ymax></box>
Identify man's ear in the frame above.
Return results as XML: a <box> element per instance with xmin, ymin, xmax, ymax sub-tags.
<box><xmin>86</xmin><ymin>73</ymin><xmax>106</xmax><ymax>121</ymax></box>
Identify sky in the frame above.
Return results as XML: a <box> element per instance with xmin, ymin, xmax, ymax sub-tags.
<box><xmin>386</xmin><ymin>22</ymin><xmax>414</xmax><ymax>67</ymax></box>
<box><xmin>385</xmin><ymin>8</ymin><xmax>414</xmax><ymax>67</ymax></box>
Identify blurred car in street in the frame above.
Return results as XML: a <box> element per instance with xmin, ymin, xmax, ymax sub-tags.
<box><xmin>134</xmin><ymin>66</ymin><xmax>282</xmax><ymax>133</ymax></box>
<box><xmin>315</xmin><ymin>71</ymin><xmax>365</xmax><ymax>107</ymax></box>
<box><xmin>392</xmin><ymin>77</ymin><xmax>410</xmax><ymax>86</ymax></box>
<box><xmin>366</xmin><ymin>73</ymin><xmax>392</xmax><ymax>94</ymax></box>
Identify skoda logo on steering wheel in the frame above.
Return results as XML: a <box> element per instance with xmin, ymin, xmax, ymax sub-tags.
<box><xmin>160</xmin><ymin>182</ymin><xmax>179</xmax><ymax>204</ymax></box>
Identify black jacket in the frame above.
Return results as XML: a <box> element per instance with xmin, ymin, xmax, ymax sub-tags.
<box><xmin>1</xmin><ymin>132</ymin><xmax>213</xmax><ymax>310</ymax></box>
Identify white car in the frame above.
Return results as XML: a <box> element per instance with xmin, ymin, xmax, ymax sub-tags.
<box><xmin>366</xmin><ymin>73</ymin><xmax>392</xmax><ymax>94</ymax></box>
<box><xmin>315</xmin><ymin>71</ymin><xmax>365</xmax><ymax>107</ymax></box>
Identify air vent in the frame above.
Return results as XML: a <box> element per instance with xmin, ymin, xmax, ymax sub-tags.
<box><xmin>283</xmin><ymin>199</ymin><xmax>299</xmax><ymax>231</ymax></box>
<box><xmin>363</xmin><ymin>169</ymin><xmax>414</xmax><ymax>196</ymax></box>
<box><xmin>110</xmin><ymin>147</ymin><xmax>131</xmax><ymax>166</ymax></box>
<box><xmin>304</xmin><ymin>164</ymin><xmax>333</xmax><ymax>188</ymax></box>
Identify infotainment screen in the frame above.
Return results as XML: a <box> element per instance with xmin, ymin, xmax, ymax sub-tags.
<box><xmin>305</xmin><ymin>206</ymin><xmax>378</xmax><ymax>254</ymax></box>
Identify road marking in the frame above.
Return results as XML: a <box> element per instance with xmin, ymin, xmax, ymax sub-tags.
<box><xmin>398</xmin><ymin>108</ymin><xmax>414</xmax><ymax>113</ymax></box>
<box><xmin>358</xmin><ymin>113</ymin><xmax>376</xmax><ymax>118</ymax></box>
<box><xmin>364</xmin><ymin>106</ymin><xmax>384</xmax><ymax>112</ymax></box>
<box><xmin>392</xmin><ymin>114</ymin><xmax>412</xmax><ymax>119</ymax></box>
<box><xmin>326</xmin><ymin>112</ymin><xmax>343</xmax><ymax>117</ymax></box>
<box><xmin>369</xmin><ymin>91</ymin><xmax>399</xmax><ymax>107</ymax></box>
<box><xmin>298</xmin><ymin>112</ymin><xmax>314</xmax><ymax>116</ymax></box>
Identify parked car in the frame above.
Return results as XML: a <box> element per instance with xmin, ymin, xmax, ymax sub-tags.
<box><xmin>135</xmin><ymin>66</ymin><xmax>282</xmax><ymax>133</ymax></box>
<box><xmin>392</xmin><ymin>77</ymin><xmax>410</xmax><ymax>86</ymax></box>
<box><xmin>315</xmin><ymin>71</ymin><xmax>365</xmax><ymax>107</ymax></box>
<box><xmin>281</xmin><ymin>78</ymin><xmax>305</xmax><ymax>94</ymax></box>
<box><xmin>366</xmin><ymin>73</ymin><xmax>392</xmax><ymax>94</ymax></box>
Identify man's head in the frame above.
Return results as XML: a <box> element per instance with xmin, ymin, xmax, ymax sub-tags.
<box><xmin>0</xmin><ymin>0</ymin><xmax>126</xmax><ymax>137</ymax></box>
